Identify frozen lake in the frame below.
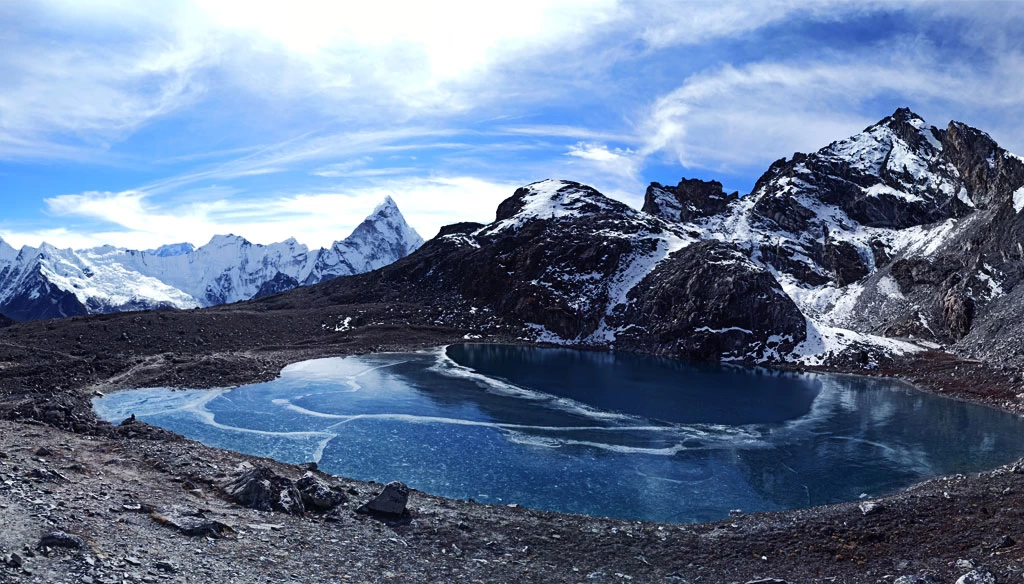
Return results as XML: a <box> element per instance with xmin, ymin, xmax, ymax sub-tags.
<box><xmin>94</xmin><ymin>344</ymin><xmax>1024</xmax><ymax>523</ymax></box>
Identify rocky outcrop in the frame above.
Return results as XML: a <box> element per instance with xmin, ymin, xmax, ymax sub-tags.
<box><xmin>225</xmin><ymin>466</ymin><xmax>305</xmax><ymax>515</ymax></box>
<box><xmin>252</xmin><ymin>272</ymin><xmax>300</xmax><ymax>299</ymax></box>
<box><xmin>296</xmin><ymin>472</ymin><xmax>347</xmax><ymax>510</ymax></box>
<box><xmin>642</xmin><ymin>178</ymin><xmax>738</xmax><ymax>222</ymax></box>
<box><xmin>615</xmin><ymin>241</ymin><xmax>806</xmax><ymax>360</ymax></box>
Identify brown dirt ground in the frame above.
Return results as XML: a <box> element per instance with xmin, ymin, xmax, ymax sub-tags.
<box><xmin>2</xmin><ymin>305</ymin><xmax>1024</xmax><ymax>583</ymax></box>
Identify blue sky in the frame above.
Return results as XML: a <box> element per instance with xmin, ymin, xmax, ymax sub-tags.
<box><xmin>3</xmin><ymin>0</ymin><xmax>1024</xmax><ymax>250</ymax></box>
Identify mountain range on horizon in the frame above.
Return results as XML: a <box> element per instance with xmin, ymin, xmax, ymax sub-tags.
<box><xmin>0</xmin><ymin>196</ymin><xmax>424</xmax><ymax>321</ymax></box>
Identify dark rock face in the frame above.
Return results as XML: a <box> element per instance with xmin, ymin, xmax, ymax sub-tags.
<box><xmin>319</xmin><ymin>180</ymin><xmax>697</xmax><ymax>345</ymax></box>
<box><xmin>741</xmin><ymin>108</ymin><xmax>980</xmax><ymax>292</ymax></box>
<box><xmin>252</xmin><ymin>272</ymin><xmax>300</xmax><ymax>300</ymax></box>
<box><xmin>435</xmin><ymin>222</ymin><xmax>484</xmax><ymax>237</ymax></box>
<box><xmin>943</xmin><ymin>121</ymin><xmax>1024</xmax><ymax>210</ymax></box>
<box><xmin>941</xmin><ymin>279</ymin><xmax>976</xmax><ymax>340</ymax></box>
<box><xmin>0</xmin><ymin>313</ymin><xmax>14</xmax><ymax>327</ymax></box>
<box><xmin>225</xmin><ymin>466</ymin><xmax>305</xmax><ymax>515</ymax></box>
<box><xmin>0</xmin><ymin>265</ymin><xmax>87</xmax><ymax>321</ymax></box>
<box><xmin>823</xmin><ymin>238</ymin><xmax>869</xmax><ymax>287</ymax></box>
<box><xmin>356</xmin><ymin>481</ymin><xmax>410</xmax><ymax>518</ymax></box>
<box><xmin>615</xmin><ymin>241</ymin><xmax>806</xmax><ymax>360</ymax></box>
<box><xmin>642</xmin><ymin>178</ymin><xmax>738</xmax><ymax>222</ymax></box>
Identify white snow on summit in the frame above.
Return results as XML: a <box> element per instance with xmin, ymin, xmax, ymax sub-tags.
<box><xmin>0</xmin><ymin>197</ymin><xmax>423</xmax><ymax>319</ymax></box>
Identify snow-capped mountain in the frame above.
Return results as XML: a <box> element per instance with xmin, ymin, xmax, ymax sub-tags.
<box><xmin>307</xmin><ymin>108</ymin><xmax>1024</xmax><ymax>367</ymax></box>
<box><xmin>0</xmin><ymin>197</ymin><xmax>423</xmax><ymax>321</ymax></box>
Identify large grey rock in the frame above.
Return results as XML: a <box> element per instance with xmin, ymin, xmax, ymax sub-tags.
<box><xmin>296</xmin><ymin>472</ymin><xmax>346</xmax><ymax>511</ymax></box>
<box><xmin>151</xmin><ymin>505</ymin><xmax>234</xmax><ymax>537</ymax></box>
<box><xmin>37</xmin><ymin>530</ymin><xmax>86</xmax><ymax>549</ymax></box>
<box><xmin>357</xmin><ymin>481</ymin><xmax>410</xmax><ymax>517</ymax></box>
<box><xmin>225</xmin><ymin>466</ymin><xmax>305</xmax><ymax>515</ymax></box>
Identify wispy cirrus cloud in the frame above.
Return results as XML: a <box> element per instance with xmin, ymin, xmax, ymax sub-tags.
<box><xmin>6</xmin><ymin>0</ymin><xmax>1024</xmax><ymax>251</ymax></box>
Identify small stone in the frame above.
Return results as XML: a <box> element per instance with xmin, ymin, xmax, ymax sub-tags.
<box><xmin>356</xmin><ymin>481</ymin><xmax>410</xmax><ymax>518</ymax></box>
<box><xmin>154</xmin><ymin>561</ymin><xmax>177</xmax><ymax>573</ymax></box>
<box><xmin>34</xmin><ymin>447</ymin><xmax>53</xmax><ymax>457</ymax></box>
<box><xmin>955</xmin><ymin>567</ymin><xmax>996</xmax><ymax>584</ymax></box>
<box><xmin>745</xmin><ymin>579</ymin><xmax>791</xmax><ymax>584</ymax></box>
<box><xmin>6</xmin><ymin>552</ymin><xmax>23</xmax><ymax>568</ymax></box>
<box><xmin>858</xmin><ymin>501</ymin><xmax>883</xmax><ymax>515</ymax></box>
<box><xmin>993</xmin><ymin>535</ymin><xmax>1015</xmax><ymax>548</ymax></box>
<box><xmin>125</xmin><ymin>556</ymin><xmax>141</xmax><ymax>566</ymax></box>
<box><xmin>956</xmin><ymin>559</ymin><xmax>976</xmax><ymax>571</ymax></box>
<box><xmin>37</xmin><ymin>531</ymin><xmax>86</xmax><ymax>550</ymax></box>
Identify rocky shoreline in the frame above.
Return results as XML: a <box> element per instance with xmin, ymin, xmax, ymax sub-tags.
<box><xmin>3</xmin><ymin>306</ymin><xmax>1024</xmax><ymax>583</ymax></box>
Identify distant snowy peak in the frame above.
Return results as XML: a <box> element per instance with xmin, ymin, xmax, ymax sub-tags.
<box><xmin>0</xmin><ymin>196</ymin><xmax>424</xmax><ymax>320</ymax></box>
<box><xmin>0</xmin><ymin>238</ymin><xmax>18</xmax><ymax>262</ymax></box>
<box><xmin>146</xmin><ymin>242</ymin><xmax>195</xmax><ymax>257</ymax></box>
<box><xmin>302</xmin><ymin>196</ymin><xmax>424</xmax><ymax>284</ymax></box>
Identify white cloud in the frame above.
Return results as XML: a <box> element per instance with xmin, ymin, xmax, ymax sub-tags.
<box><xmin>637</xmin><ymin>50</ymin><xmax>1024</xmax><ymax>173</ymax></box>
<box><xmin>566</xmin><ymin>142</ymin><xmax>631</xmax><ymax>163</ymax></box>
<box><xmin>2</xmin><ymin>176</ymin><xmax>520</xmax><ymax>250</ymax></box>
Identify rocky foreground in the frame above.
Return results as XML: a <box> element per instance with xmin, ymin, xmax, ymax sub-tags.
<box><xmin>1</xmin><ymin>304</ymin><xmax>1024</xmax><ymax>583</ymax></box>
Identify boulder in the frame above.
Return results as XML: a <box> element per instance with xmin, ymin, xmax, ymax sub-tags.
<box><xmin>151</xmin><ymin>505</ymin><xmax>234</xmax><ymax>537</ymax></box>
<box><xmin>296</xmin><ymin>472</ymin><xmax>346</xmax><ymax>511</ymax></box>
<box><xmin>858</xmin><ymin>501</ymin><xmax>883</xmax><ymax>516</ymax></box>
<box><xmin>356</xmin><ymin>481</ymin><xmax>410</xmax><ymax>518</ymax></box>
<box><xmin>38</xmin><ymin>531</ymin><xmax>86</xmax><ymax>550</ymax></box>
<box><xmin>224</xmin><ymin>466</ymin><xmax>305</xmax><ymax>515</ymax></box>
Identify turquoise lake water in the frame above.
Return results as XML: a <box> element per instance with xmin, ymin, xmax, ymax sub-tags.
<box><xmin>93</xmin><ymin>344</ymin><xmax>1024</xmax><ymax>523</ymax></box>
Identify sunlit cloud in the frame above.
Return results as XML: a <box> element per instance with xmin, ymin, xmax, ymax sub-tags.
<box><xmin>0</xmin><ymin>176</ymin><xmax>520</xmax><ymax>250</ymax></box>
<box><xmin>4</xmin><ymin>0</ymin><xmax>1024</xmax><ymax>250</ymax></box>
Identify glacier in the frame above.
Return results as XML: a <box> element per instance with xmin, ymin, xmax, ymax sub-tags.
<box><xmin>0</xmin><ymin>196</ymin><xmax>424</xmax><ymax>321</ymax></box>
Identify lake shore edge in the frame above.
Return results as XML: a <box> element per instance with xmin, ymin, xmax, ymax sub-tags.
<box><xmin>2</xmin><ymin>308</ymin><xmax>1024</xmax><ymax>582</ymax></box>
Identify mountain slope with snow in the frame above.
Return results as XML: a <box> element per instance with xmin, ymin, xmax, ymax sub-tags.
<box><xmin>293</xmin><ymin>108</ymin><xmax>1024</xmax><ymax>367</ymax></box>
<box><xmin>0</xmin><ymin>197</ymin><xmax>423</xmax><ymax>321</ymax></box>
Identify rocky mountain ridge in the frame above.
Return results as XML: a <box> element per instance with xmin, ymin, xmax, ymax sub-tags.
<box><xmin>0</xmin><ymin>197</ymin><xmax>424</xmax><ymax>321</ymax></box>
<box><xmin>294</xmin><ymin>108</ymin><xmax>1024</xmax><ymax>367</ymax></box>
